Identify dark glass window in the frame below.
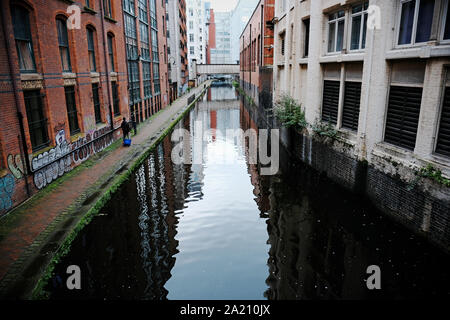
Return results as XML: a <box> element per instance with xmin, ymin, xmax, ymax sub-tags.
<box><xmin>103</xmin><ymin>0</ymin><xmax>113</xmax><ymax>18</ymax></box>
<box><xmin>57</xmin><ymin>19</ymin><xmax>71</xmax><ymax>72</ymax></box>
<box><xmin>398</xmin><ymin>0</ymin><xmax>435</xmax><ymax>45</ymax></box>
<box><xmin>303</xmin><ymin>19</ymin><xmax>310</xmax><ymax>57</ymax></box>
<box><xmin>107</xmin><ymin>34</ymin><xmax>115</xmax><ymax>71</ymax></box>
<box><xmin>11</xmin><ymin>5</ymin><xmax>36</xmax><ymax>72</ymax></box>
<box><xmin>87</xmin><ymin>27</ymin><xmax>96</xmax><ymax>72</ymax></box>
<box><xmin>24</xmin><ymin>90</ymin><xmax>49</xmax><ymax>151</ymax></box>
<box><xmin>415</xmin><ymin>0</ymin><xmax>435</xmax><ymax>43</ymax></box>
<box><xmin>444</xmin><ymin>2</ymin><xmax>450</xmax><ymax>40</ymax></box>
<box><xmin>384</xmin><ymin>86</ymin><xmax>423</xmax><ymax>150</ymax></box>
<box><xmin>112</xmin><ymin>82</ymin><xmax>120</xmax><ymax>116</ymax></box>
<box><xmin>64</xmin><ymin>86</ymin><xmax>80</xmax><ymax>135</ymax></box>
<box><xmin>92</xmin><ymin>83</ymin><xmax>102</xmax><ymax>123</ymax></box>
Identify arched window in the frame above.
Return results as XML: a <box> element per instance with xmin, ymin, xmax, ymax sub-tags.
<box><xmin>107</xmin><ymin>33</ymin><xmax>115</xmax><ymax>72</ymax></box>
<box><xmin>56</xmin><ymin>18</ymin><xmax>71</xmax><ymax>72</ymax></box>
<box><xmin>11</xmin><ymin>4</ymin><xmax>36</xmax><ymax>72</ymax></box>
<box><xmin>86</xmin><ymin>26</ymin><xmax>97</xmax><ymax>72</ymax></box>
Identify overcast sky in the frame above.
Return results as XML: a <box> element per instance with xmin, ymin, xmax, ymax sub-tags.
<box><xmin>209</xmin><ymin>0</ymin><xmax>238</xmax><ymax>12</ymax></box>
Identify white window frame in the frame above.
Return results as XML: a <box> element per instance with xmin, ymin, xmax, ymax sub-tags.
<box><xmin>349</xmin><ymin>2</ymin><xmax>369</xmax><ymax>52</ymax></box>
<box><xmin>440</xmin><ymin>0</ymin><xmax>450</xmax><ymax>43</ymax></box>
<box><xmin>396</xmin><ymin>0</ymin><xmax>435</xmax><ymax>48</ymax></box>
<box><xmin>327</xmin><ymin>10</ymin><xmax>346</xmax><ymax>54</ymax></box>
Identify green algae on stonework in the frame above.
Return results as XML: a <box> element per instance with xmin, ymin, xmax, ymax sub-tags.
<box><xmin>31</xmin><ymin>86</ymin><xmax>210</xmax><ymax>300</ymax></box>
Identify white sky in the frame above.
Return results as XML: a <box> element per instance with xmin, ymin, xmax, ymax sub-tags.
<box><xmin>209</xmin><ymin>0</ymin><xmax>238</xmax><ymax>12</ymax></box>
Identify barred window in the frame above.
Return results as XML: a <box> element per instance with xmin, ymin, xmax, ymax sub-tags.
<box><xmin>92</xmin><ymin>83</ymin><xmax>102</xmax><ymax>123</ymax></box>
<box><xmin>87</xmin><ymin>27</ymin><xmax>97</xmax><ymax>72</ymax></box>
<box><xmin>112</xmin><ymin>81</ymin><xmax>120</xmax><ymax>116</ymax></box>
<box><xmin>103</xmin><ymin>0</ymin><xmax>113</xmax><ymax>18</ymax></box>
<box><xmin>57</xmin><ymin>18</ymin><xmax>71</xmax><ymax>72</ymax></box>
<box><xmin>24</xmin><ymin>90</ymin><xmax>49</xmax><ymax>151</ymax></box>
<box><xmin>11</xmin><ymin>5</ymin><xmax>36</xmax><ymax>72</ymax></box>
<box><xmin>107</xmin><ymin>34</ymin><xmax>115</xmax><ymax>72</ymax></box>
<box><xmin>64</xmin><ymin>86</ymin><xmax>80</xmax><ymax>135</ymax></box>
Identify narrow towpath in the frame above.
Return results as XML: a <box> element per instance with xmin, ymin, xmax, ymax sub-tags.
<box><xmin>0</xmin><ymin>81</ymin><xmax>212</xmax><ymax>288</ymax></box>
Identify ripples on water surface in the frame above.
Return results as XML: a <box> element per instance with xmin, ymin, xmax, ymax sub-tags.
<box><xmin>47</xmin><ymin>86</ymin><xmax>450</xmax><ymax>300</ymax></box>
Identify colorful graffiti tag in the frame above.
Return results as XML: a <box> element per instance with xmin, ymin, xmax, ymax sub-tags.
<box><xmin>7</xmin><ymin>154</ymin><xmax>24</xmax><ymax>179</ymax></box>
<box><xmin>0</xmin><ymin>174</ymin><xmax>15</xmax><ymax>212</ymax></box>
<box><xmin>32</xmin><ymin>127</ymin><xmax>115</xmax><ymax>189</ymax></box>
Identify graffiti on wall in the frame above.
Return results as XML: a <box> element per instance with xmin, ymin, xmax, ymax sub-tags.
<box><xmin>7</xmin><ymin>154</ymin><xmax>25</xmax><ymax>179</ymax></box>
<box><xmin>32</xmin><ymin>127</ymin><xmax>114</xmax><ymax>189</ymax></box>
<box><xmin>0</xmin><ymin>174</ymin><xmax>15</xmax><ymax>212</ymax></box>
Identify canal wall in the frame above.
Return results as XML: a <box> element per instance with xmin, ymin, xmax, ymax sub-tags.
<box><xmin>239</xmin><ymin>95</ymin><xmax>450</xmax><ymax>253</ymax></box>
<box><xmin>0</xmin><ymin>82</ymin><xmax>212</xmax><ymax>299</ymax></box>
<box><xmin>283</xmin><ymin>129</ymin><xmax>450</xmax><ymax>253</ymax></box>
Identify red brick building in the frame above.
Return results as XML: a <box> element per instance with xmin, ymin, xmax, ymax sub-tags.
<box><xmin>0</xmin><ymin>0</ymin><xmax>169</xmax><ymax>216</ymax></box>
<box><xmin>206</xmin><ymin>8</ymin><xmax>215</xmax><ymax>64</ymax></box>
<box><xmin>123</xmin><ymin>0</ymin><xmax>169</xmax><ymax>124</ymax></box>
<box><xmin>239</xmin><ymin>0</ymin><xmax>274</xmax><ymax>107</ymax></box>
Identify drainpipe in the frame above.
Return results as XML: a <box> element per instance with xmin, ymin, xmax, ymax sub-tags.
<box><xmin>249</xmin><ymin>24</ymin><xmax>252</xmax><ymax>95</ymax></box>
<box><xmin>99</xmin><ymin>1</ymin><xmax>114</xmax><ymax>131</ymax></box>
<box><xmin>1</xmin><ymin>3</ymin><xmax>31</xmax><ymax>196</ymax></box>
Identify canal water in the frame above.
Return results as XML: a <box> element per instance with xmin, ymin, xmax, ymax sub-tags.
<box><xmin>47</xmin><ymin>85</ymin><xmax>450</xmax><ymax>300</ymax></box>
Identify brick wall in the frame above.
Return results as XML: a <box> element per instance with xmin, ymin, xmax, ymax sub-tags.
<box><xmin>0</xmin><ymin>0</ymin><xmax>129</xmax><ymax>215</ymax></box>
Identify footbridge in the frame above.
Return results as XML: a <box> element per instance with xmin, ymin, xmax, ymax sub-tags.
<box><xmin>195</xmin><ymin>64</ymin><xmax>240</xmax><ymax>76</ymax></box>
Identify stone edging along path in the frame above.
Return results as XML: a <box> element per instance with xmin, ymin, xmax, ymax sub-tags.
<box><xmin>0</xmin><ymin>81</ymin><xmax>213</xmax><ymax>299</ymax></box>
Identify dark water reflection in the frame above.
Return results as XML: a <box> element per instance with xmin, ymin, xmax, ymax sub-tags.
<box><xmin>47</xmin><ymin>86</ymin><xmax>450</xmax><ymax>300</ymax></box>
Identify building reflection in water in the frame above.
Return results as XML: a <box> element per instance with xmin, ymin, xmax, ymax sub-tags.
<box><xmin>47</xmin><ymin>86</ymin><xmax>450</xmax><ymax>300</ymax></box>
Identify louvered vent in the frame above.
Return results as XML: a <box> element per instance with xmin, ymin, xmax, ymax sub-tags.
<box><xmin>384</xmin><ymin>86</ymin><xmax>422</xmax><ymax>151</ymax></box>
<box><xmin>342</xmin><ymin>81</ymin><xmax>361</xmax><ymax>131</ymax></box>
<box><xmin>322</xmin><ymin>80</ymin><xmax>340</xmax><ymax>124</ymax></box>
<box><xmin>436</xmin><ymin>87</ymin><xmax>450</xmax><ymax>157</ymax></box>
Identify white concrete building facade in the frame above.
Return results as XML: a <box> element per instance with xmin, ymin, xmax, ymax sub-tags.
<box><xmin>272</xmin><ymin>0</ymin><xmax>450</xmax><ymax>179</ymax></box>
<box><xmin>187</xmin><ymin>0</ymin><xmax>208</xmax><ymax>80</ymax></box>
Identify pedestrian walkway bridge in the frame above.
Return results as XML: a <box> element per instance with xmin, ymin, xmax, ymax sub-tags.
<box><xmin>195</xmin><ymin>64</ymin><xmax>240</xmax><ymax>75</ymax></box>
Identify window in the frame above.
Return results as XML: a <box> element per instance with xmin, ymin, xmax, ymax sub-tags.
<box><xmin>86</xmin><ymin>0</ymin><xmax>92</xmax><ymax>9</ymax></box>
<box><xmin>350</xmin><ymin>2</ymin><xmax>368</xmax><ymax>50</ymax></box>
<box><xmin>64</xmin><ymin>86</ymin><xmax>80</xmax><ymax>135</ymax></box>
<box><xmin>24</xmin><ymin>90</ymin><xmax>49</xmax><ymax>151</ymax></box>
<box><xmin>112</xmin><ymin>82</ymin><xmax>120</xmax><ymax>116</ymax></box>
<box><xmin>190</xmin><ymin>46</ymin><xmax>195</xmax><ymax>55</ymax></box>
<box><xmin>143</xmin><ymin>62</ymin><xmax>152</xmax><ymax>98</ymax></box>
<box><xmin>384</xmin><ymin>61</ymin><xmax>425</xmax><ymax>150</ymax></box>
<box><xmin>328</xmin><ymin>10</ymin><xmax>345</xmax><ymax>53</ymax></box>
<box><xmin>281</xmin><ymin>33</ymin><xmax>285</xmax><ymax>56</ymax></box>
<box><xmin>11</xmin><ymin>5</ymin><xmax>36</xmax><ymax>72</ymax></box>
<box><xmin>87</xmin><ymin>27</ymin><xmax>96</xmax><ymax>72</ymax></box>
<box><xmin>138</xmin><ymin>0</ymin><xmax>148</xmax><ymax>23</ymax></box>
<box><xmin>107</xmin><ymin>34</ymin><xmax>115</xmax><ymax>71</ymax></box>
<box><xmin>103</xmin><ymin>0</ymin><xmax>113</xmax><ymax>18</ymax></box>
<box><xmin>92</xmin><ymin>83</ymin><xmax>102</xmax><ymax>123</ymax></box>
<box><xmin>124</xmin><ymin>0</ymin><xmax>135</xmax><ymax>15</ymax></box>
<box><xmin>56</xmin><ymin>18</ymin><xmax>71</xmax><ymax>72</ymax></box>
<box><xmin>322</xmin><ymin>80</ymin><xmax>340</xmax><ymax>124</ymax></box>
<box><xmin>303</xmin><ymin>19</ymin><xmax>310</xmax><ymax>57</ymax></box>
<box><xmin>398</xmin><ymin>0</ymin><xmax>435</xmax><ymax>45</ymax></box>
<box><xmin>435</xmin><ymin>70</ymin><xmax>450</xmax><ymax>157</ymax></box>
<box><xmin>189</xmin><ymin>21</ymin><xmax>193</xmax><ymax>29</ymax></box>
<box><xmin>342</xmin><ymin>82</ymin><xmax>362</xmax><ymax>131</ymax></box>
<box><xmin>190</xmin><ymin>34</ymin><xmax>194</xmax><ymax>42</ymax></box>
<box><xmin>443</xmin><ymin>0</ymin><xmax>450</xmax><ymax>41</ymax></box>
